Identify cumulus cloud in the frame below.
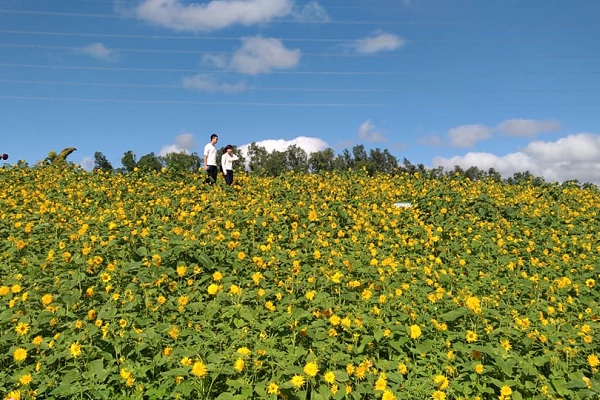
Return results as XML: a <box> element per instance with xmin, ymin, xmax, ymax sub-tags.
<box><xmin>238</xmin><ymin>136</ymin><xmax>329</xmax><ymax>159</ymax></box>
<box><xmin>353</xmin><ymin>32</ymin><xmax>405</xmax><ymax>54</ymax></box>
<box><xmin>448</xmin><ymin>124</ymin><xmax>492</xmax><ymax>148</ymax></box>
<box><xmin>159</xmin><ymin>133</ymin><xmax>197</xmax><ymax>156</ymax></box>
<box><xmin>358</xmin><ymin>120</ymin><xmax>386</xmax><ymax>142</ymax></box>
<box><xmin>524</xmin><ymin>133</ymin><xmax>600</xmax><ymax>162</ymax></box>
<box><xmin>134</xmin><ymin>0</ymin><xmax>292</xmax><ymax>32</ymax></box>
<box><xmin>81</xmin><ymin>43</ymin><xmax>118</xmax><ymax>62</ymax></box>
<box><xmin>292</xmin><ymin>1</ymin><xmax>329</xmax><ymax>22</ymax></box>
<box><xmin>433</xmin><ymin>133</ymin><xmax>600</xmax><ymax>184</ymax></box>
<box><xmin>230</xmin><ymin>37</ymin><xmax>301</xmax><ymax>75</ymax></box>
<box><xmin>496</xmin><ymin>118</ymin><xmax>561</xmax><ymax>137</ymax></box>
<box><xmin>182</xmin><ymin>74</ymin><xmax>247</xmax><ymax>93</ymax></box>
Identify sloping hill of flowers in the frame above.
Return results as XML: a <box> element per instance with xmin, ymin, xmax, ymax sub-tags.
<box><xmin>1</xmin><ymin>165</ymin><xmax>599</xmax><ymax>399</ymax></box>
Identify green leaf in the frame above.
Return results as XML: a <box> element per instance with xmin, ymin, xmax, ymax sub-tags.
<box><xmin>87</xmin><ymin>358</ymin><xmax>108</xmax><ymax>382</ymax></box>
<box><xmin>551</xmin><ymin>378</ymin><xmax>569</xmax><ymax>396</ymax></box>
<box><xmin>441</xmin><ymin>308</ymin><xmax>467</xmax><ymax>322</ymax></box>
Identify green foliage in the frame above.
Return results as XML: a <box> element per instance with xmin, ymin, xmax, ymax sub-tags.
<box><xmin>93</xmin><ymin>152</ymin><xmax>113</xmax><ymax>172</ymax></box>
<box><xmin>0</xmin><ymin>167</ymin><xmax>599</xmax><ymax>399</ymax></box>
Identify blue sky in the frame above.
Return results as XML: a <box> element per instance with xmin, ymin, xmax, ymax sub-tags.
<box><xmin>1</xmin><ymin>0</ymin><xmax>600</xmax><ymax>183</ymax></box>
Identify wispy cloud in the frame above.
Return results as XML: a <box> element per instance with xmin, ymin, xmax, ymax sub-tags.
<box><xmin>358</xmin><ymin>120</ymin><xmax>386</xmax><ymax>142</ymax></box>
<box><xmin>182</xmin><ymin>74</ymin><xmax>247</xmax><ymax>93</ymax></box>
<box><xmin>134</xmin><ymin>0</ymin><xmax>293</xmax><ymax>32</ymax></box>
<box><xmin>81</xmin><ymin>43</ymin><xmax>118</xmax><ymax>62</ymax></box>
<box><xmin>159</xmin><ymin>133</ymin><xmax>197</xmax><ymax>156</ymax></box>
<box><xmin>496</xmin><ymin>118</ymin><xmax>561</xmax><ymax>137</ymax></box>
<box><xmin>291</xmin><ymin>1</ymin><xmax>329</xmax><ymax>22</ymax></box>
<box><xmin>353</xmin><ymin>32</ymin><xmax>405</xmax><ymax>54</ymax></box>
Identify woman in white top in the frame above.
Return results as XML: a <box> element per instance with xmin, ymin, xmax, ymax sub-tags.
<box><xmin>221</xmin><ymin>144</ymin><xmax>239</xmax><ymax>186</ymax></box>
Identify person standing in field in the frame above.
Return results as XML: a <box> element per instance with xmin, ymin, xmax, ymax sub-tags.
<box><xmin>203</xmin><ymin>133</ymin><xmax>219</xmax><ymax>184</ymax></box>
<box><xmin>221</xmin><ymin>144</ymin><xmax>239</xmax><ymax>186</ymax></box>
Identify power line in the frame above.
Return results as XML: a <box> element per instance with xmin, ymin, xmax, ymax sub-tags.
<box><xmin>1</xmin><ymin>94</ymin><xmax>597</xmax><ymax>108</ymax></box>
<box><xmin>0</xmin><ymin>94</ymin><xmax>386</xmax><ymax>107</ymax></box>
<box><xmin>1</xmin><ymin>78</ymin><xmax>598</xmax><ymax>94</ymax></box>
<box><xmin>0</xmin><ymin>29</ymin><xmax>355</xmax><ymax>43</ymax></box>
<box><xmin>0</xmin><ymin>8</ymin><xmax>593</xmax><ymax>27</ymax></box>
<box><xmin>1</xmin><ymin>29</ymin><xmax>593</xmax><ymax>46</ymax></box>
<box><xmin>2</xmin><ymin>42</ymin><xmax>595</xmax><ymax>59</ymax></box>
<box><xmin>0</xmin><ymin>63</ymin><xmax>390</xmax><ymax>75</ymax></box>
<box><xmin>0</xmin><ymin>78</ymin><xmax>396</xmax><ymax>92</ymax></box>
<box><xmin>1</xmin><ymin>63</ymin><xmax>598</xmax><ymax>77</ymax></box>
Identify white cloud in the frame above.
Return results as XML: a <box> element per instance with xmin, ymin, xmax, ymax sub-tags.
<box><xmin>81</xmin><ymin>43</ymin><xmax>118</xmax><ymax>62</ymax></box>
<box><xmin>496</xmin><ymin>118</ymin><xmax>561</xmax><ymax>137</ymax></box>
<box><xmin>354</xmin><ymin>32</ymin><xmax>405</xmax><ymax>54</ymax></box>
<box><xmin>358</xmin><ymin>120</ymin><xmax>386</xmax><ymax>142</ymax></box>
<box><xmin>230</xmin><ymin>37</ymin><xmax>301</xmax><ymax>75</ymax></box>
<box><xmin>134</xmin><ymin>0</ymin><xmax>293</xmax><ymax>32</ymax></box>
<box><xmin>448</xmin><ymin>124</ymin><xmax>492</xmax><ymax>148</ymax></box>
<box><xmin>182</xmin><ymin>74</ymin><xmax>247</xmax><ymax>93</ymax></box>
<box><xmin>292</xmin><ymin>1</ymin><xmax>329</xmax><ymax>22</ymax></box>
<box><xmin>80</xmin><ymin>156</ymin><xmax>94</xmax><ymax>171</ymax></box>
<box><xmin>524</xmin><ymin>133</ymin><xmax>600</xmax><ymax>162</ymax></box>
<box><xmin>238</xmin><ymin>136</ymin><xmax>329</xmax><ymax>159</ymax></box>
<box><xmin>433</xmin><ymin>133</ymin><xmax>600</xmax><ymax>184</ymax></box>
<box><xmin>159</xmin><ymin>133</ymin><xmax>197</xmax><ymax>156</ymax></box>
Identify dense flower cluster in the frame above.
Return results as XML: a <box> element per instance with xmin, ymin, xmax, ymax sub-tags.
<box><xmin>0</xmin><ymin>165</ymin><xmax>599</xmax><ymax>399</ymax></box>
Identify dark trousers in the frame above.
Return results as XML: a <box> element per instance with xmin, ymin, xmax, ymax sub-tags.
<box><xmin>205</xmin><ymin>165</ymin><xmax>218</xmax><ymax>184</ymax></box>
<box><xmin>224</xmin><ymin>169</ymin><xmax>234</xmax><ymax>185</ymax></box>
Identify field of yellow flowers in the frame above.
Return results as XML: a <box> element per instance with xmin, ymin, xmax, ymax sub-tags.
<box><xmin>1</xmin><ymin>165</ymin><xmax>599</xmax><ymax>400</ymax></box>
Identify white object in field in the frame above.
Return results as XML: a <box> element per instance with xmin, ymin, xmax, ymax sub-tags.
<box><xmin>394</xmin><ymin>202</ymin><xmax>412</xmax><ymax>208</ymax></box>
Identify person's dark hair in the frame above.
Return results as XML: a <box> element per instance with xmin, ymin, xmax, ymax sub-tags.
<box><xmin>225</xmin><ymin>144</ymin><xmax>233</xmax><ymax>151</ymax></box>
<box><xmin>210</xmin><ymin>134</ymin><xmax>218</xmax><ymax>141</ymax></box>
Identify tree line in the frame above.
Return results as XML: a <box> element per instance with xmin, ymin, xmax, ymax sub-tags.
<box><xmin>91</xmin><ymin>142</ymin><xmax>597</xmax><ymax>188</ymax></box>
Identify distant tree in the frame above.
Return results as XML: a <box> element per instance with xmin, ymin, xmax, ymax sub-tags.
<box><xmin>285</xmin><ymin>145</ymin><xmax>308</xmax><ymax>173</ymax></box>
<box><xmin>369</xmin><ymin>148</ymin><xmax>398</xmax><ymax>174</ymax></box>
<box><xmin>93</xmin><ymin>151</ymin><xmax>113</xmax><ymax>172</ymax></box>
<box><xmin>352</xmin><ymin>145</ymin><xmax>368</xmax><ymax>163</ymax></box>
<box><xmin>485</xmin><ymin>167</ymin><xmax>502</xmax><ymax>182</ymax></box>
<box><xmin>560</xmin><ymin>179</ymin><xmax>581</xmax><ymax>189</ymax></box>
<box><xmin>335</xmin><ymin>149</ymin><xmax>353</xmax><ymax>170</ymax></box>
<box><xmin>507</xmin><ymin>171</ymin><xmax>534</xmax><ymax>185</ymax></box>
<box><xmin>264</xmin><ymin>150</ymin><xmax>287</xmax><ymax>177</ymax></box>
<box><xmin>247</xmin><ymin>142</ymin><xmax>270</xmax><ymax>176</ymax></box>
<box><xmin>450</xmin><ymin>165</ymin><xmax>465</xmax><ymax>177</ymax></box>
<box><xmin>427</xmin><ymin>165</ymin><xmax>445</xmax><ymax>179</ymax></box>
<box><xmin>464</xmin><ymin>166</ymin><xmax>483</xmax><ymax>181</ymax></box>
<box><xmin>351</xmin><ymin>145</ymin><xmax>374</xmax><ymax>174</ymax></box>
<box><xmin>162</xmin><ymin>152</ymin><xmax>202</xmax><ymax>173</ymax></box>
<box><xmin>401</xmin><ymin>158</ymin><xmax>417</xmax><ymax>174</ymax></box>
<box><xmin>121</xmin><ymin>151</ymin><xmax>137</xmax><ymax>173</ymax></box>
<box><xmin>137</xmin><ymin>152</ymin><xmax>162</xmax><ymax>173</ymax></box>
<box><xmin>308</xmin><ymin>148</ymin><xmax>335</xmax><ymax>173</ymax></box>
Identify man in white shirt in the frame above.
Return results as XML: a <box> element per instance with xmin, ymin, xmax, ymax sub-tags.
<box><xmin>203</xmin><ymin>134</ymin><xmax>219</xmax><ymax>184</ymax></box>
<box><xmin>221</xmin><ymin>144</ymin><xmax>239</xmax><ymax>186</ymax></box>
